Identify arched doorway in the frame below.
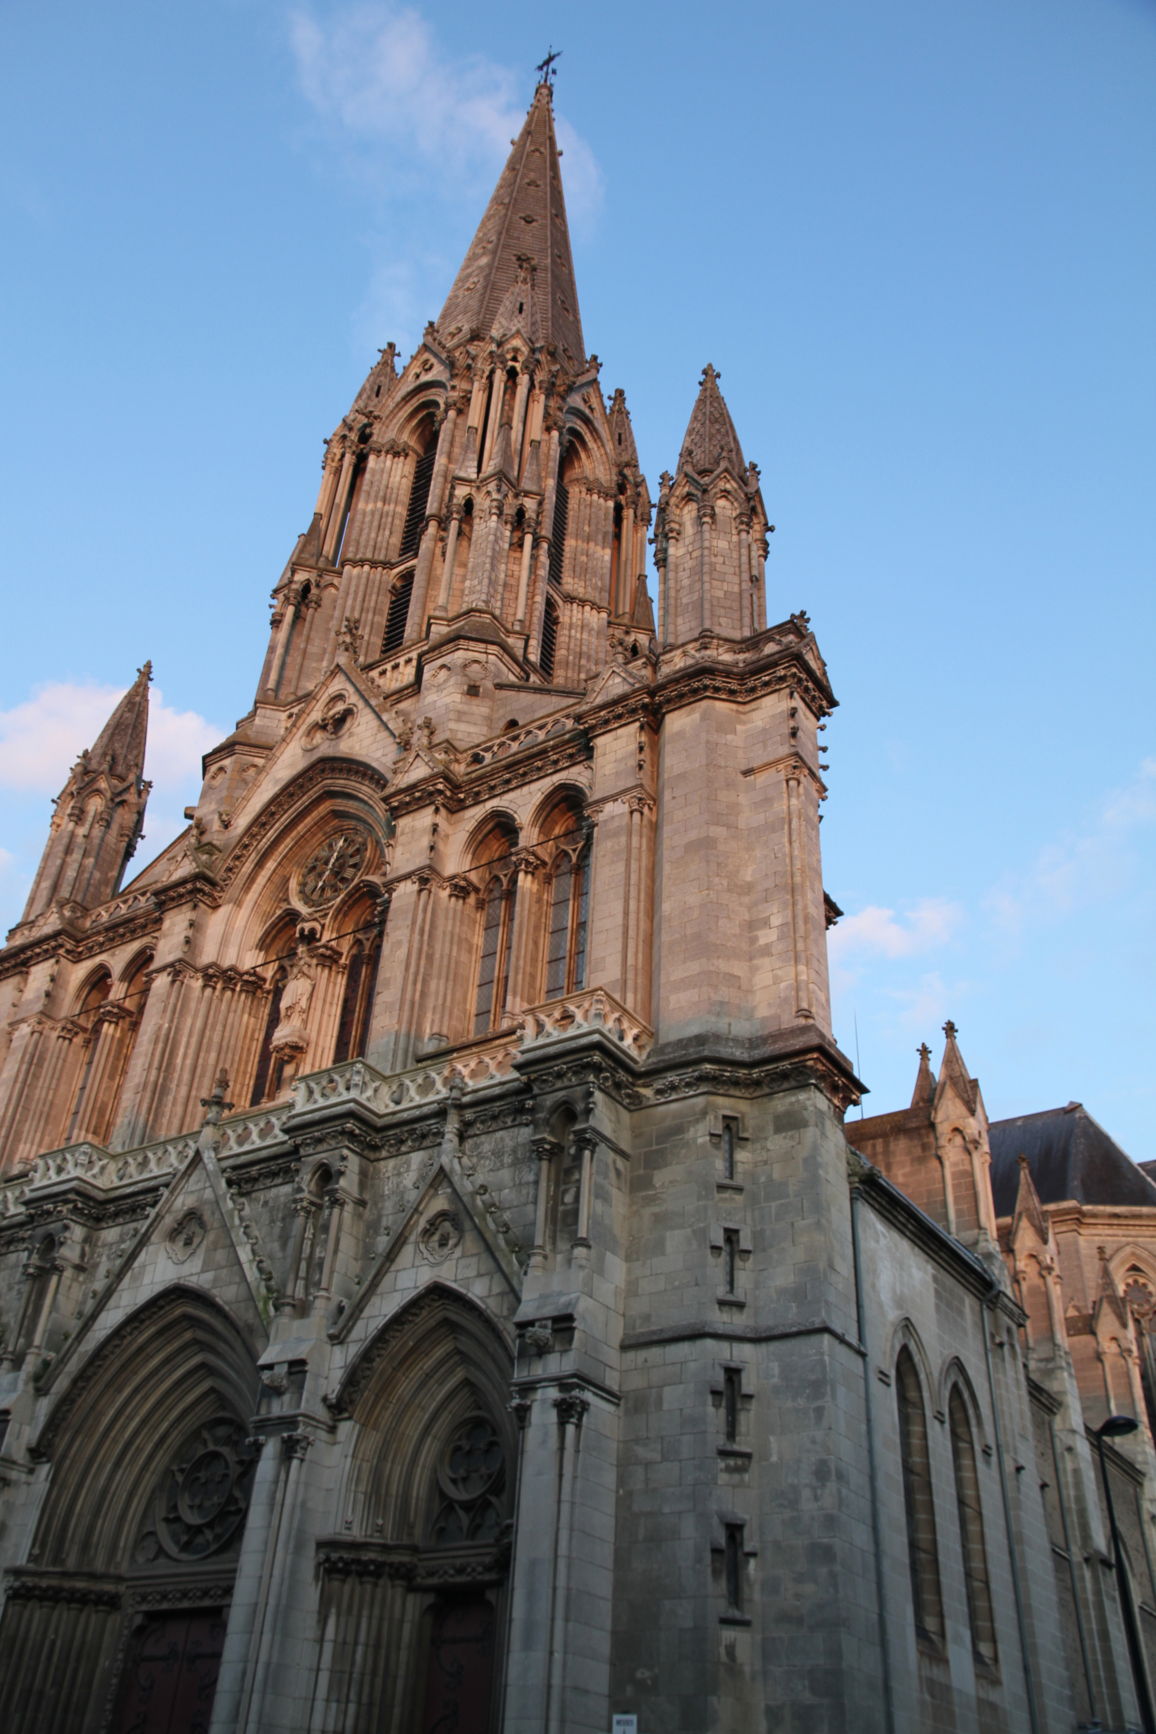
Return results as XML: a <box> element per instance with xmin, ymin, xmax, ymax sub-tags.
<box><xmin>315</xmin><ymin>1286</ymin><xmax>515</xmax><ymax>1733</ymax></box>
<box><xmin>0</xmin><ymin>1287</ymin><xmax>258</xmax><ymax>1734</ymax></box>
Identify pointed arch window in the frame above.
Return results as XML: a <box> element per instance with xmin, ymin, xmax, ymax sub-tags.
<box><xmin>471</xmin><ymin>821</ymin><xmax>519</xmax><ymax>1037</ymax></box>
<box><xmin>250</xmin><ymin>966</ymin><xmax>287</xmax><ymax>1106</ymax></box>
<box><xmin>949</xmin><ymin>1387</ymin><xmax>997</xmax><ymax>1665</ymax></box>
<box><xmin>380</xmin><ymin>572</ymin><xmax>414</xmax><ymax>658</ymax></box>
<box><xmin>333</xmin><ymin>447</ymin><xmax>369</xmax><ymax>565</ymax></box>
<box><xmin>399</xmin><ymin>432</ymin><xmax>436</xmax><ymax>559</ymax></box>
<box><xmin>333</xmin><ymin>904</ymin><xmax>386</xmax><ymax>1064</ymax></box>
<box><xmin>544</xmin><ymin>832</ymin><xmax>589</xmax><ymax>998</ymax></box>
<box><xmin>473</xmin><ymin>878</ymin><xmax>517</xmax><ymax>1036</ymax></box>
<box><xmin>66</xmin><ymin>970</ymin><xmax>112</xmax><ymax>1143</ymax></box>
<box><xmin>896</xmin><ymin>1347</ymin><xmax>944</xmax><ymax>1642</ymax></box>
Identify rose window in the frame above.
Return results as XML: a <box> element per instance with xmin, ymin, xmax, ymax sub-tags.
<box><xmin>429</xmin><ymin>1417</ymin><xmax>505</xmax><ymax>1545</ymax></box>
<box><xmin>133</xmin><ymin>1418</ymin><xmax>257</xmax><ymax>1565</ymax></box>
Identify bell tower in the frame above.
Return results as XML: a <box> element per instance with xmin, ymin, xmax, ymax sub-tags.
<box><xmin>252</xmin><ymin>79</ymin><xmax>652</xmax><ymax>737</ymax></box>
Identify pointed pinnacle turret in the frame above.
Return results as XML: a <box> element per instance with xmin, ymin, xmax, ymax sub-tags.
<box><xmin>88</xmin><ymin>661</ymin><xmax>152</xmax><ymax>784</ymax></box>
<box><xmin>19</xmin><ymin>665</ymin><xmax>153</xmax><ymax>925</ymax></box>
<box><xmin>437</xmin><ymin>81</ymin><xmax>584</xmax><ymax>362</ymax></box>
<box><xmin>937</xmin><ymin>1019</ymin><xmax>979</xmax><ymax>1113</ymax></box>
<box><xmin>677</xmin><ymin>365</ymin><xmax>746</xmax><ymax>481</ymax></box>
<box><xmin>607</xmin><ymin>388</ymin><xmax>641</xmax><ymax>470</ymax></box>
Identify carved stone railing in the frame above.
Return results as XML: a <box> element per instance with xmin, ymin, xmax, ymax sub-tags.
<box><xmin>1</xmin><ymin>993</ymin><xmax>651</xmax><ymax>1219</ymax></box>
<box><xmin>212</xmin><ymin>1102</ymin><xmax>292</xmax><ymax>1158</ymax></box>
<box><xmin>463</xmin><ymin>713</ymin><xmax>580</xmax><ymax>772</ymax></box>
<box><xmin>87</xmin><ymin>887</ymin><xmax>157</xmax><ymax>929</ymax></box>
<box><xmin>291</xmin><ymin>1038</ymin><xmax>521</xmax><ymax>1122</ymax></box>
<box><xmin>515</xmin><ymin>988</ymin><xmax>652</xmax><ymax>1060</ymax></box>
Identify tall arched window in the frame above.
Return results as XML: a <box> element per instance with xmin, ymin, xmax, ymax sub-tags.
<box><xmin>66</xmin><ymin>970</ymin><xmax>112</xmax><ymax>1142</ymax></box>
<box><xmin>380</xmin><ymin>572</ymin><xmax>414</xmax><ymax>657</ymax></box>
<box><xmin>540</xmin><ymin>801</ymin><xmax>590</xmax><ymax>999</ymax></box>
<box><xmin>949</xmin><ymin>1387</ymin><xmax>997</xmax><ymax>1665</ymax></box>
<box><xmin>896</xmin><ymin>1347</ymin><xmax>944</xmax><ymax>1642</ymax></box>
<box><xmin>333</xmin><ymin>900</ymin><xmax>386</xmax><ymax>1064</ymax></box>
<box><xmin>250</xmin><ymin>966</ymin><xmax>287</xmax><ymax>1106</ymax></box>
<box><xmin>332</xmin><ymin>427</ymin><xmax>371</xmax><ymax>564</ymax></box>
<box><xmin>472</xmin><ymin>821</ymin><xmax>519</xmax><ymax>1037</ymax></box>
<box><xmin>399</xmin><ymin>425</ymin><xmax>436</xmax><ymax>559</ymax></box>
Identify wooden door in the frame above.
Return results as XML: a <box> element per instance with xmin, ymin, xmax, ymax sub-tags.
<box><xmin>111</xmin><ymin>1609</ymin><xmax>226</xmax><ymax>1734</ymax></box>
<box><xmin>419</xmin><ymin>1593</ymin><xmax>496</xmax><ymax>1734</ymax></box>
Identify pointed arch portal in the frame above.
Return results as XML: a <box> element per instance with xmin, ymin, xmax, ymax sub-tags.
<box><xmin>315</xmin><ymin>1285</ymin><xmax>515</xmax><ymax>1733</ymax></box>
<box><xmin>0</xmin><ymin>1286</ymin><xmax>258</xmax><ymax>1734</ymax></box>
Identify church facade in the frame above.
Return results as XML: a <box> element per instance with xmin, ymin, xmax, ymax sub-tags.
<box><xmin>1</xmin><ymin>79</ymin><xmax>1155</xmax><ymax>1734</ymax></box>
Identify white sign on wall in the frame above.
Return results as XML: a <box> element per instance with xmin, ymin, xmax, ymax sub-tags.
<box><xmin>611</xmin><ymin>1718</ymin><xmax>638</xmax><ymax>1734</ymax></box>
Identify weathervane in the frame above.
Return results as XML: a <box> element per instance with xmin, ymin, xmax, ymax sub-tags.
<box><xmin>536</xmin><ymin>47</ymin><xmax>561</xmax><ymax>85</ymax></box>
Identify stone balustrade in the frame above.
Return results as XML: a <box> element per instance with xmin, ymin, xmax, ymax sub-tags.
<box><xmin>1</xmin><ymin>990</ymin><xmax>650</xmax><ymax>1217</ymax></box>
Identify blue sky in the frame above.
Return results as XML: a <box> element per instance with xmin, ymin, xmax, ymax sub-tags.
<box><xmin>2</xmin><ymin>0</ymin><xmax>1154</xmax><ymax>1154</ymax></box>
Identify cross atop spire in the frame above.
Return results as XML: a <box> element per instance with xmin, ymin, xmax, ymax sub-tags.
<box><xmin>535</xmin><ymin>46</ymin><xmax>562</xmax><ymax>85</ymax></box>
<box><xmin>436</xmin><ymin>80</ymin><xmax>584</xmax><ymax>363</ymax></box>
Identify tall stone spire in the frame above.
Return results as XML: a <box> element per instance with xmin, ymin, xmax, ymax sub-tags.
<box><xmin>436</xmin><ymin>80</ymin><xmax>585</xmax><ymax>364</ymax></box>
<box><xmin>19</xmin><ymin>664</ymin><xmax>153</xmax><ymax>925</ymax></box>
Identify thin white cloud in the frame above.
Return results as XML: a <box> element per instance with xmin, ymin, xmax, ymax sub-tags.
<box><xmin>0</xmin><ymin>681</ymin><xmax>219</xmax><ymax>798</ymax></box>
<box><xmin>289</xmin><ymin>4</ymin><xmax>602</xmax><ymax>221</ymax></box>
<box><xmin>829</xmin><ymin>897</ymin><xmax>963</xmax><ymax>961</ymax></box>
<box><xmin>987</xmin><ymin>757</ymin><xmax>1156</xmax><ymax>930</ymax></box>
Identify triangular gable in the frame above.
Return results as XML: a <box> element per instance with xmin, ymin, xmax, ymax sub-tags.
<box><xmin>222</xmin><ymin>664</ymin><xmax>400</xmax><ymax>835</ymax></box>
<box><xmin>36</xmin><ymin>1139</ymin><xmax>275</xmax><ymax>1398</ymax></box>
<box><xmin>334</xmin><ymin>1149</ymin><xmax>523</xmax><ymax>1345</ymax></box>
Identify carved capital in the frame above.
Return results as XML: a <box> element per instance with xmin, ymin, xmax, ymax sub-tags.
<box><xmin>554</xmin><ymin>1390</ymin><xmax>589</xmax><ymax>1428</ymax></box>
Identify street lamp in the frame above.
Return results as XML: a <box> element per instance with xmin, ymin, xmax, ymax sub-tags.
<box><xmin>1094</xmin><ymin>1414</ymin><xmax>1156</xmax><ymax>1734</ymax></box>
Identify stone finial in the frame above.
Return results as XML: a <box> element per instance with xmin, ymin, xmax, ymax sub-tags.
<box><xmin>200</xmin><ymin>1071</ymin><xmax>234</xmax><ymax>1125</ymax></box>
<box><xmin>910</xmin><ymin>1042</ymin><xmax>936</xmax><ymax>1109</ymax></box>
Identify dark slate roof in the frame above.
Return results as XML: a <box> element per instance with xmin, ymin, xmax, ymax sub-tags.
<box><xmin>989</xmin><ymin>1104</ymin><xmax>1156</xmax><ymax>1218</ymax></box>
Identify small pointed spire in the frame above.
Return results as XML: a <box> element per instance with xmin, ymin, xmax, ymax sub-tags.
<box><xmin>18</xmin><ymin>664</ymin><xmax>153</xmax><ymax>923</ymax></box>
<box><xmin>88</xmin><ymin>661</ymin><xmax>152</xmax><ymax>784</ymax></box>
<box><xmin>677</xmin><ymin>364</ymin><xmax>746</xmax><ymax>481</ymax></box>
<box><xmin>607</xmin><ymin>387</ymin><xmax>641</xmax><ymax>469</ymax></box>
<box><xmin>911</xmin><ymin>1042</ymin><xmax>936</xmax><ymax>1109</ymax></box>
<box><xmin>1011</xmin><ymin>1153</ymin><xmax>1049</xmax><ymax>1245</ymax></box>
<box><xmin>437</xmin><ymin>81</ymin><xmax>584</xmax><ymax>361</ymax></box>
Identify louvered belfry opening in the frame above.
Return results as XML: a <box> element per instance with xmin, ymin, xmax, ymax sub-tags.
<box><xmin>400</xmin><ymin>441</ymin><xmax>436</xmax><ymax>560</ymax></box>
<box><xmin>539</xmin><ymin>595</ymin><xmax>559</xmax><ymax>682</ymax></box>
<box><xmin>381</xmin><ymin>573</ymin><xmax>414</xmax><ymax>658</ymax></box>
<box><xmin>548</xmin><ymin>477</ymin><xmax>568</xmax><ymax>588</ymax></box>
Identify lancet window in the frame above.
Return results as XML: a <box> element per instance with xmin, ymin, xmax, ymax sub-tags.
<box><xmin>948</xmin><ymin>1387</ymin><xmax>996</xmax><ymax>1665</ymax></box>
<box><xmin>896</xmin><ymin>1347</ymin><xmax>944</xmax><ymax>1642</ymax></box>
<box><xmin>540</xmin><ymin>798</ymin><xmax>590</xmax><ymax>1000</ymax></box>
<box><xmin>332</xmin><ymin>426</ymin><xmax>372</xmax><ymax>565</ymax></box>
<box><xmin>333</xmin><ymin>896</ymin><xmax>386</xmax><ymax>1065</ymax></box>
<box><xmin>471</xmin><ymin>820</ymin><xmax>519</xmax><ymax>1037</ymax></box>
<box><xmin>66</xmin><ymin>956</ymin><xmax>149</xmax><ymax>1150</ymax></box>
